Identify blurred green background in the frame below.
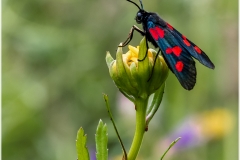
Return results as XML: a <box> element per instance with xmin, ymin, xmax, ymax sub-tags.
<box><xmin>2</xmin><ymin>0</ymin><xmax>238</xmax><ymax>160</ymax></box>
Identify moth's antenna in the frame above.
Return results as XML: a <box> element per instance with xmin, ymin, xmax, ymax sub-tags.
<box><xmin>139</xmin><ymin>0</ymin><xmax>144</xmax><ymax>10</ymax></box>
<box><xmin>126</xmin><ymin>0</ymin><xmax>141</xmax><ymax>10</ymax></box>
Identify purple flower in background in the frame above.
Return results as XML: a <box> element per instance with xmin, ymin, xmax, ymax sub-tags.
<box><xmin>159</xmin><ymin>117</ymin><xmax>204</xmax><ymax>153</ymax></box>
<box><xmin>89</xmin><ymin>147</ymin><xmax>96</xmax><ymax>160</ymax></box>
<box><xmin>156</xmin><ymin>108</ymin><xmax>234</xmax><ymax>155</ymax></box>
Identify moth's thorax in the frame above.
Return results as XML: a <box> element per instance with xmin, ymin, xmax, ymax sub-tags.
<box><xmin>147</xmin><ymin>12</ymin><xmax>167</xmax><ymax>27</ymax></box>
<box><xmin>139</xmin><ymin>12</ymin><xmax>167</xmax><ymax>48</ymax></box>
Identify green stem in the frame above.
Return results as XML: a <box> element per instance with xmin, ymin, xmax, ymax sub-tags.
<box><xmin>127</xmin><ymin>97</ymin><xmax>148</xmax><ymax>160</ymax></box>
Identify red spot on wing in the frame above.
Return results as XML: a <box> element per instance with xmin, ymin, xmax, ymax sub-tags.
<box><xmin>172</xmin><ymin>46</ymin><xmax>182</xmax><ymax>57</ymax></box>
<box><xmin>175</xmin><ymin>61</ymin><xmax>184</xmax><ymax>72</ymax></box>
<box><xmin>167</xmin><ymin>23</ymin><xmax>173</xmax><ymax>30</ymax></box>
<box><xmin>149</xmin><ymin>27</ymin><xmax>164</xmax><ymax>40</ymax></box>
<box><xmin>156</xmin><ymin>27</ymin><xmax>164</xmax><ymax>38</ymax></box>
<box><xmin>166</xmin><ymin>48</ymin><xmax>172</xmax><ymax>54</ymax></box>
<box><xmin>165</xmin><ymin>46</ymin><xmax>182</xmax><ymax>56</ymax></box>
<box><xmin>183</xmin><ymin>39</ymin><xmax>191</xmax><ymax>46</ymax></box>
<box><xmin>149</xmin><ymin>28</ymin><xmax>159</xmax><ymax>40</ymax></box>
<box><xmin>182</xmin><ymin>35</ymin><xmax>191</xmax><ymax>46</ymax></box>
<box><xmin>194</xmin><ymin>46</ymin><xmax>202</xmax><ymax>54</ymax></box>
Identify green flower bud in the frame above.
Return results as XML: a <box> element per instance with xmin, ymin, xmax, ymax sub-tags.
<box><xmin>106</xmin><ymin>37</ymin><xmax>169</xmax><ymax>102</ymax></box>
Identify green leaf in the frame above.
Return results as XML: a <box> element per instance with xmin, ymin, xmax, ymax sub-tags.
<box><xmin>146</xmin><ymin>83</ymin><xmax>165</xmax><ymax>129</ymax></box>
<box><xmin>76</xmin><ymin>127</ymin><xmax>90</xmax><ymax>160</ymax></box>
<box><xmin>95</xmin><ymin>119</ymin><xmax>108</xmax><ymax>160</ymax></box>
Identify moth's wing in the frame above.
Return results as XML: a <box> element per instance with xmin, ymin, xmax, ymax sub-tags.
<box><xmin>147</xmin><ymin>21</ymin><xmax>196</xmax><ymax>90</ymax></box>
<box><xmin>166</xmin><ymin>23</ymin><xmax>215</xmax><ymax>69</ymax></box>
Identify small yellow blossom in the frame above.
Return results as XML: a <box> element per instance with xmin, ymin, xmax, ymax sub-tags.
<box><xmin>106</xmin><ymin>37</ymin><xmax>169</xmax><ymax>102</ymax></box>
<box><xmin>123</xmin><ymin>45</ymin><xmax>153</xmax><ymax>67</ymax></box>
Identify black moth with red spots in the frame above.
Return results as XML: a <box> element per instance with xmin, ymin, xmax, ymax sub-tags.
<box><xmin>120</xmin><ymin>0</ymin><xmax>215</xmax><ymax>90</ymax></box>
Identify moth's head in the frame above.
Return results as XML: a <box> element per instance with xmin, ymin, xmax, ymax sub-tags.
<box><xmin>135</xmin><ymin>10</ymin><xmax>145</xmax><ymax>24</ymax></box>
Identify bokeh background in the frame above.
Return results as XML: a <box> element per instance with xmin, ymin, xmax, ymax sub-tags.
<box><xmin>2</xmin><ymin>0</ymin><xmax>238</xmax><ymax>160</ymax></box>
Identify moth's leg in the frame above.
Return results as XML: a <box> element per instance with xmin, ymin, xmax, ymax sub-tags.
<box><xmin>119</xmin><ymin>25</ymin><xmax>145</xmax><ymax>47</ymax></box>
<box><xmin>147</xmin><ymin>48</ymin><xmax>161</xmax><ymax>82</ymax></box>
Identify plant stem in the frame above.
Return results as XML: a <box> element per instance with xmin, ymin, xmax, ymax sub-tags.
<box><xmin>127</xmin><ymin>97</ymin><xmax>148</xmax><ymax>160</ymax></box>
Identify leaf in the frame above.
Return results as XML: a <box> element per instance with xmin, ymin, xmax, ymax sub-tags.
<box><xmin>146</xmin><ymin>83</ymin><xmax>165</xmax><ymax>129</ymax></box>
<box><xmin>76</xmin><ymin>127</ymin><xmax>90</xmax><ymax>160</ymax></box>
<box><xmin>95</xmin><ymin>119</ymin><xmax>108</xmax><ymax>160</ymax></box>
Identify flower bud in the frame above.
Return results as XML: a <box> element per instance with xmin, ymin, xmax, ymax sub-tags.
<box><xmin>106</xmin><ymin>37</ymin><xmax>169</xmax><ymax>102</ymax></box>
